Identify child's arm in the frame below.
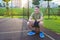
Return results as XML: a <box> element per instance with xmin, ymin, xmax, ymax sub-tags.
<box><xmin>29</xmin><ymin>16</ymin><xmax>35</xmax><ymax>22</ymax></box>
<box><xmin>29</xmin><ymin>13</ymin><xmax>35</xmax><ymax>22</ymax></box>
<box><xmin>37</xmin><ymin>12</ymin><xmax>43</xmax><ymax>22</ymax></box>
<box><xmin>37</xmin><ymin>16</ymin><xmax>43</xmax><ymax>22</ymax></box>
<box><xmin>29</xmin><ymin>16</ymin><xmax>32</xmax><ymax>21</ymax></box>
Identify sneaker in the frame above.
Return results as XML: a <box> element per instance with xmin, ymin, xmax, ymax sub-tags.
<box><xmin>39</xmin><ymin>32</ymin><xmax>45</xmax><ymax>38</ymax></box>
<box><xmin>27</xmin><ymin>30</ymin><xmax>36</xmax><ymax>36</ymax></box>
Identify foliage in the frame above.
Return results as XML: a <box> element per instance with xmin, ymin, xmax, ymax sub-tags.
<box><xmin>3</xmin><ymin>0</ymin><xmax>10</xmax><ymax>2</ymax></box>
<box><xmin>32</xmin><ymin>0</ymin><xmax>40</xmax><ymax>5</ymax></box>
<box><xmin>44</xmin><ymin>16</ymin><xmax>60</xmax><ymax>34</ymax></box>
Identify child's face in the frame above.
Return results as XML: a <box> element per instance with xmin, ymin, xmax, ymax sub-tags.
<box><xmin>34</xmin><ymin>7</ymin><xmax>40</xmax><ymax>14</ymax></box>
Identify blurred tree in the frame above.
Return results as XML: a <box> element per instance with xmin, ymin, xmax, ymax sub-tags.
<box><xmin>58</xmin><ymin>5</ymin><xmax>60</xmax><ymax>16</ymax></box>
<box><xmin>3</xmin><ymin>0</ymin><xmax>10</xmax><ymax>2</ymax></box>
<box><xmin>0</xmin><ymin>3</ymin><xmax>2</xmax><ymax>7</ymax></box>
<box><xmin>3</xmin><ymin>2</ymin><xmax>5</xmax><ymax>7</ymax></box>
<box><xmin>32</xmin><ymin>0</ymin><xmax>40</xmax><ymax>5</ymax></box>
<box><xmin>3</xmin><ymin>0</ymin><xmax>10</xmax><ymax>16</ymax></box>
<box><xmin>44</xmin><ymin>0</ymin><xmax>52</xmax><ymax>19</ymax></box>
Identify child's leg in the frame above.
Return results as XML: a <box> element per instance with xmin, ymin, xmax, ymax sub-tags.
<box><xmin>34</xmin><ymin>21</ymin><xmax>43</xmax><ymax>33</ymax></box>
<box><xmin>27</xmin><ymin>21</ymin><xmax>35</xmax><ymax>30</ymax></box>
<box><xmin>34</xmin><ymin>21</ymin><xmax>40</xmax><ymax>33</ymax></box>
<box><xmin>39</xmin><ymin>21</ymin><xmax>43</xmax><ymax>31</ymax></box>
<box><xmin>35</xmin><ymin>28</ymin><xmax>40</xmax><ymax>33</ymax></box>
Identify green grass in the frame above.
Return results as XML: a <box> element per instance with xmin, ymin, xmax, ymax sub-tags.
<box><xmin>0</xmin><ymin>8</ymin><xmax>60</xmax><ymax>16</ymax></box>
<box><xmin>44</xmin><ymin>16</ymin><xmax>60</xmax><ymax>34</ymax></box>
<box><xmin>13</xmin><ymin>16</ymin><xmax>27</xmax><ymax>18</ymax></box>
<box><xmin>1</xmin><ymin>16</ymin><xmax>27</xmax><ymax>18</ymax></box>
<box><xmin>0</xmin><ymin>16</ymin><xmax>5</xmax><ymax>18</ymax></box>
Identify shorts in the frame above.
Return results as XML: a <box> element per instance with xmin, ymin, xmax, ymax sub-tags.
<box><xmin>33</xmin><ymin>21</ymin><xmax>40</xmax><ymax>28</ymax></box>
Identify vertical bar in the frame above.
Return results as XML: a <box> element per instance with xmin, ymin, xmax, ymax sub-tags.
<box><xmin>11</xmin><ymin>0</ymin><xmax>13</xmax><ymax>18</ymax></box>
<box><xmin>28</xmin><ymin>0</ymin><xmax>29</xmax><ymax>19</ymax></box>
<box><xmin>23</xmin><ymin>7</ymin><xmax>24</xmax><ymax>19</ymax></box>
<box><xmin>48</xmin><ymin>1</ymin><xmax>50</xmax><ymax>19</ymax></box>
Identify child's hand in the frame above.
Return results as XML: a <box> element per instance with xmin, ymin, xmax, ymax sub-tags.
<box><xmin>37</xmin><ymin>19</ymin><xmax>40</xmax><ymax>22</ymax></box>
<box><xmin>29</xmin><ymin>19</ymin><xmax>35</xmax><ymax>22</ymax></box>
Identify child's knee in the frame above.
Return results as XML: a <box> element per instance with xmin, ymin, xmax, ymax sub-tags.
<box><xmin>39</xmin><ymin>21</ymin><xmax>43</xmax><ymax>25</ymax></box>
<box><xmin>27</xmin><ymin>22</ymin><xmax>30</xmax><ymax>25</ymax></box>
<box><xmin>27</xmin><ymin>21</ymin><xmax>34</xmax><ymax>26</ymax></box>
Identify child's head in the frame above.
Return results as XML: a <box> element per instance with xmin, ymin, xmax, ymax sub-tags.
<box><xmin>34</xmin><ymin>6</ymin><xmax>40</xmax><ymax>14</ymax></box>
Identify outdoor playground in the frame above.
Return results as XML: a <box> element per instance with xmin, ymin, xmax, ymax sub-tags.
<box><xmin>0</xmin><ymin>0</ymin><xmax>60</xmax><ymax>40</ymax></box>
<box><xmin>0</xmin><ymin>7</ymin><xmax>60</xmax><ymax>34</ymax></box>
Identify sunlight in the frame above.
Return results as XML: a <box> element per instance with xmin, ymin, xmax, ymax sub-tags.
<box><xmin>52</xmin><ymin>0</ymin><xmax>60</xmax><ymax>5</ymax></box>
<box><xmin>22</xmin><ymin>0</ymin><xmax>27</xmax><ymax>7</ymax></box>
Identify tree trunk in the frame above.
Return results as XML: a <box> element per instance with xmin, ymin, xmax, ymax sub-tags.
<box><xmin>6</xmin><ymin>2</ymin><xmax>9</xmax><ymax>16</ymax></box>
<box><xmin>28</xmin><ymin>0</ymin><xmax>29</xmax><ymax>19</ymax></box>
<box><xmin>48</xmin><ymin>1</ymin><xmax>50</xmax><ymax>19</ymax></box>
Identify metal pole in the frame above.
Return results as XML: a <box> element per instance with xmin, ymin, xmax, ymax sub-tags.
<box><xmin>23</xmin><ymin>7</ymin><xmax>24</xmax><ymax>19</ymax></box>
<box><xmin>6</xmin><ymin>2</ymin><xmax>9</xmax><ymax>16</ymax></box>
<box><xmin>48</xmin><ymin>1</ymin><xmax>50</xmax><ymax>19</ymax></box>
<box><xmin>28</xmin><ymin>0</ymin><xmax>29</xmax><ymax>19</ymax></box>
<box><xmin>11</xmin><ymin>0</ymin><xmax>13</xmax><ymax>18</ymax></box>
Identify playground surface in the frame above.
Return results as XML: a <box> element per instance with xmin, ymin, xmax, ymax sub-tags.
<box><xmin>0</xmin><ymin>18</ymin><xmax>60</xmax><ymax>40</ymax></box>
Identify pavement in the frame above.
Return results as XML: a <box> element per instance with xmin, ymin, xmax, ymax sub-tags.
<box><xmin>0</xmin><ymin>18</ymin><xmax>60</xmax><ymax>40</ymax></box>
